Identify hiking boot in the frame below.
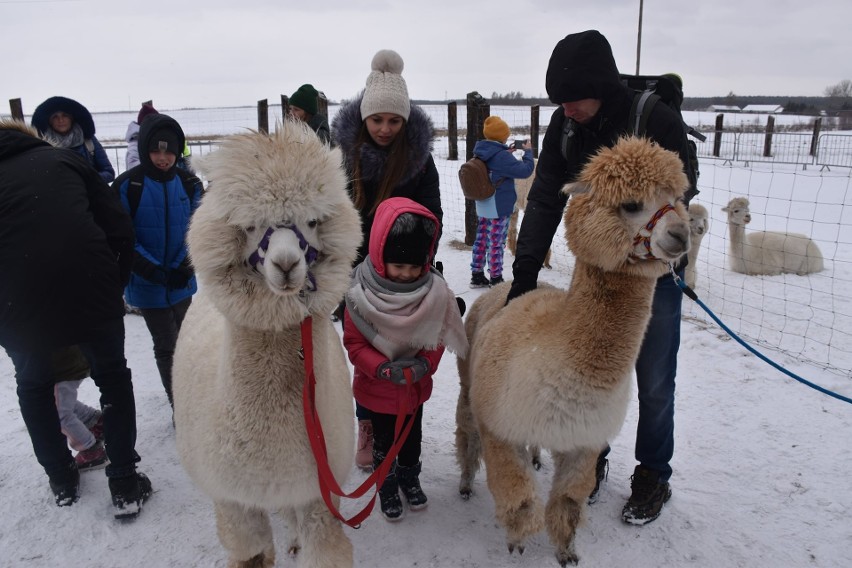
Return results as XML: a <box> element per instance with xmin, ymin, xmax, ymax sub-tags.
<box><xmin>588</xmin><ymin>452</ymin><xmax>609</xmax><ymax>504</ymax></box>
<box><xmin>621</xmin><ymin>465</ymin><xmax>671</xmax><ymax>526</ymax></box>
<box><xmin>489</xmin><ymin>275</ymin><xmax>504</xmax><ymax>287</ymax></box>
<box><xmin>397</xmin><ymin>461</ymin><xmax>428</xmax><ymax>511</ymax></box>
<box><xmin>109</xmin><ymin>471</ymin><xmax>152</xmax><ymax>520</ymax></box>
<box><xmin>49</xmin><ymin>462</ymin><xmax>80</xmax><ymax>507</ymax></box>
<box><xmin>87</xmin><ymin>411</ymin><xmax>105</xmax><ymax>443</ymax></box>
<box><xmin>470</xmin><ymin>272</ymin><xmax>490</xmax><ymax>288</ymax></box>
<box><xmin>355</xmin><ymin>420</ymin><xmax>373</xmax><ymax>472</ymax></box>
<box><xmin>75</xmin><ymin>441</ymin><xmax>109</xmax><ymax>471</ymax></box>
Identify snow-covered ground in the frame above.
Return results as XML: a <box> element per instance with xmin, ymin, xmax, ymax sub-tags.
<box><xmin>1</xmin><ymin>128</ymin><xmax>850</xmax><ymax>567</ymax></box>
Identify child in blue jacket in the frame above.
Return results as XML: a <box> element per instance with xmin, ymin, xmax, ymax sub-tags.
<box><xmin>469</xmin><ymin>115</ymin><xmax>534</xmax><ymax>287</ymax></box>
<box><xmin>112</xmin><ymin>114</ymin><xmax>202</xmax><ymax>409</ymax></box>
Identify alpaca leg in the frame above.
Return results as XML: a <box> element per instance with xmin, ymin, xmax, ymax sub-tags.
<box><xmin>214</xmin><ymin>501</ymin><xmax>275</xmax><ymax>568</ymax></box>
<box><xmin>280</xmin><ymin>507</ymin><xmax>300</xmax><ymax>556</ymax></box>
<box><xmin>528</xmin><ymin>444</ymin><xmax>542</xmax><ymax>470</ymax></box>
<box><xmin>293</xmin><ymin>499</ymin><xmax>353</xmax><ymax>568</ymax></box>
<box><xmin>543</xmin><ymin>248</ymin><xmax>553</xmax><ymax>269</ymax></box>
<box><xmin>455</xmin><ymin>376</ymin><xmax>481</xmax><ymax>498</ymax></box>
<box><xmin>507</xmin><ymin>208</ymin><xmax>519</xmax><ymax>256</ymax></box>
<box><xmin>480</xmin><ymin>426</ymin><xmax>543</xmax><ymax>553</ymax></box>
<box><xmin>545</xmin><ymin>448</ymin><xmax>599</xmax><ymax>567</ymax></box>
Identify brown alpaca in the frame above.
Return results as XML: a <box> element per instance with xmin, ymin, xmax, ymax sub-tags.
<box><xmin>455</xmin><ymin>137</ymin><xmax>690</xmax><ymax>566</ymax></box>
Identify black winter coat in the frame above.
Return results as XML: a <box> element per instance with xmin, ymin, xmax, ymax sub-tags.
<box><xmin>0</xmin><ymin>126</ymin><xmax>135</xmax><ymax>352</ymax></box>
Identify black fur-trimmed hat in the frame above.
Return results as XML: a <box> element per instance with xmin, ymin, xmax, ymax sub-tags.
<box><xmin>383</xmin><ymin>213</ymin><xmax>433</xmax><ymax>267</ymax></box>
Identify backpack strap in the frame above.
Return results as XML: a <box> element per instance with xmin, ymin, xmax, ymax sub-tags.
<box><xmin>560</xmin><ymin>117</ymin><xmax>578</xmax><ymax>161</ymax></box>
<box><xmin>126</xmin><ymin>169</ymin><xmax>146</xmax><ymax>219</ymax></box>
<box><xmin>629</xmin><ymin>91</ymin><xmax>660</xmax><ymax>137</ymax></box>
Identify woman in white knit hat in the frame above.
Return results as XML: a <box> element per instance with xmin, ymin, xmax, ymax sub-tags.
<box><xmin>331</xmin><ymin>49</ymin><xmax>443</xmax><ymax>477</ymax></box>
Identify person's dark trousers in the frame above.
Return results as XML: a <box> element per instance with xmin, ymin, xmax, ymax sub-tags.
<box><xmin>140</xmin><ymin>297</ymin><xmax>191</xmax><ymax>406</ymax></box>
<box><xmin>633</xmin><ymin>270</ymin><xmax>683</xmax><ymax>483</ymax></box>
<box><xmin>8</xmin><ymin>316</ymin><xmax>140</xmax><ymax>482</ymax></box>
<box><xmin>371</xmin><ymin>405</ymin><xmax>423</xmax><ymax>467</ymax></box>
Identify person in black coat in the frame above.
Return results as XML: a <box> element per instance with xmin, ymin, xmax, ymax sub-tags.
<box><xmin>507</xmin><ymin>30</ymin><xmax>698</xmax><ymax>526</ymax></box>
<box><xmin>0</xmin><ymin>119</ymin><xmax>151</xmax><ymax>519</ymax></box>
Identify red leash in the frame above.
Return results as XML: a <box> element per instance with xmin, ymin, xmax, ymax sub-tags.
<box><xmin>301</xmin><ymin>317</ymin><xmax>417</xmax><ymax>528</ymax></box>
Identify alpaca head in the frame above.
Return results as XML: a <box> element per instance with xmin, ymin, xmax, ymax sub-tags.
<box><xmin>688</xmin><ymin>203</ymin><xmax>710</xmax><ymax>237</ymax></box>
<box><xmin>563</xmin><ymin>137</ymin><xmax>690</xmax><ymax>278</ymax></box>
<box><xmin>722</xmin><ymin>197</ymin><xmax>751</xmax><ymax>226</ymax></box>
<box><xmin>188</xmin><ymin>120</ymin><xmax>361</xmax><ymax>329</ymax></box>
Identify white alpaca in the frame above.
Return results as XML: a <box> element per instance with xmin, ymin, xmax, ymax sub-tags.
<box><xmin>455</xmin><ymin>138</ymin><xmax>691</xmax><ymax>566</ymax></box>
<box><xmin>722</xmin><ymin>197</ymin><xmax>824</xmax><ymax>276</ymax></box>
<box><xmin>506</xmin><ymin>160</ymin><xmax>553</xmax><ymax>268</ymax></box>
<box><xmin>172</xmin><ymin>121</ymin><xmax>361</xmax><ymax>568</ymax></box>
<box><xmin>684</xmin><ymin>202</ymin><xmax>709</xmax><ymax>288</ymax></box>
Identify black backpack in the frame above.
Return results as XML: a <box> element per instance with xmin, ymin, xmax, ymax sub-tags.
<box><xmin>126</xmin><ymin>168</ymin><xmax>203</xmax><ymax>218</ymax></box>
<box><xmin>619</xmin><ymin>73</ymin><xmax>704</xmax><ymax>184</ymax></box>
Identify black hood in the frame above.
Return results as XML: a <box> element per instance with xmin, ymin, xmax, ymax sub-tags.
<box><xmin>31</xmin><ymin>96</ymin><xmax>96</xmax><ymax>138</ymax></box>
<box><xmin>138</xmin><ymin>114</ymin><xmax>186</xmax><ymax>181</ymax></box>
<box><xmin>545</xmin><ymin>30</ymin><xmax>623</xmax><ymax>105</ymax></box>
<box><xmin>0</xmin><ymin>123</ymin><xmax>51</xmax><ymax>163</ymax></box>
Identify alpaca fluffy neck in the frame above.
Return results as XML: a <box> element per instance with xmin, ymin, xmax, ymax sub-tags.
<box><xmin>222</xmin><ymin>322</ymin><xmax>305</xmax><ymax>408</ymax></box>
<box><xmin>726</xmin><ymin>219</ymin><xmax>747</xmax><ymax>271</ymax></box>
<box><xmin>558</xmin><ymin>259</ymin><xmax>660</xmax><ymax>386</ymax></box>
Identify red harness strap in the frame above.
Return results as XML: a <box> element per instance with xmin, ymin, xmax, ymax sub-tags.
<box><xmin>301</xmin><ymin>317</ymin><xmax>417</xmax><ymax>528</ymax></box>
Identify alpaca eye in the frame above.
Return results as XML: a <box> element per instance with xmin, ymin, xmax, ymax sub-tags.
<box><xmin>621</xmin><ymin>201</ymin><xmax>642</xmax><ymax>214</ymax></box>
<box><xmin>246</xmin><ymin>226</ymin><xmax>256</xmax><ymax>233</ymax></box>
<box><xmin>307</xmin><ymin>219</ymin><xmax>319</xmax><ymax>229</ymax></box>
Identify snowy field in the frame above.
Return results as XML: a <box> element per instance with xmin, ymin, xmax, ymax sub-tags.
<box><xmin>0</xmin><ymin>108</ymin><xmax>850</xmax><ymax>567</ymax></box>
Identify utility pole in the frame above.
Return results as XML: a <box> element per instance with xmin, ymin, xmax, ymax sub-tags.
<box><xmin>636</xmin><ymin>0</ymin><xmax>644</xmax><ymax>74</ymax></box>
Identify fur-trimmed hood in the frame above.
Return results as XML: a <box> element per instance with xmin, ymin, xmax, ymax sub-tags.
<box><xmin>331</xmin><ymin>91</ymin><xmax>435</xmax><ymax>186</ymax></box>
<box><xmin>0</xmin><ymin>119</ymin><xmax>48</xmax><ymax>162</ymax></box>
<box><xmin>31</xmin><ymin>96</ymin><xmax>97</xmax><ymax>138</ymax></box>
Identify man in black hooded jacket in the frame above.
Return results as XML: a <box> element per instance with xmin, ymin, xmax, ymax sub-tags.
<box><xmin>507</xmin><ymin>30</ymin><xmax>698</xmax><ymax>526</ymax></box>
<box><xmin>0</xmin><ymin>119</ymin><xmax>152</xmax><ymax>519</ymax></box>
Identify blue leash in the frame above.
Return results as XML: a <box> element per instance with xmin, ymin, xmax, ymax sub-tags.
<box><xmin>669</xmin><ymin>266</ymin><xmax>852</xmax><ymax>406</ymax></box>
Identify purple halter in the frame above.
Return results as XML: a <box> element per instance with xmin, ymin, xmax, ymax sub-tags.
<box><xmin>246</xmin><ymin>224</ymin><xmax>320</xmax><ymax>291</ymax></box>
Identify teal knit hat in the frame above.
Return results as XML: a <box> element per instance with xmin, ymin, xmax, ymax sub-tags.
<box><xmin>289</xmin><ymin>84</ymin><xmax>319</xmax><ymax>115</ymax></box>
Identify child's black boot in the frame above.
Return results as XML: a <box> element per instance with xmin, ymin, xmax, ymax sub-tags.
<box><xmin>374</xmin><ymin>451</ymin><xmax>404</xmax><ymax>522</ymax></box>
<box><xmin>397</xmin><ymin>461</ymin><xmax>428</xmax><ymax>511</ymax></box>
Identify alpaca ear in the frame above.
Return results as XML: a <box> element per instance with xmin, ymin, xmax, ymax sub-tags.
<box><xmin>562</xmin><ymin>182</ymin><xmax>590</xmax><ymax>197</ymax></box>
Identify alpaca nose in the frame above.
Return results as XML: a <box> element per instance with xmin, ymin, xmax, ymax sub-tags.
<box><xmin>668</xmin><ymin>226</ymin><xmax>689</xmax><ymax>248</ymax></box>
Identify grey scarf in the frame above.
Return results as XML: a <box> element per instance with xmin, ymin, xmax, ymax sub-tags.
<box><xmin>43</xmin><ymin>123</ymin><xmax>85</xmax><ymax>150</ymax></box>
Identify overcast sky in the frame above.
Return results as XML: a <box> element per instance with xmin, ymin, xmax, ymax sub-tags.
<box><xmin>2</xmin><ymin>0</ymin><xmax>850</xmax><ymax>113</ymax></box>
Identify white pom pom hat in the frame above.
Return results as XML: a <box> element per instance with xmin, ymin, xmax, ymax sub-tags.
<box><xmin>360</xmin><ymin>49</ymin><xmax>411</xmax><ymax>121</ymax></box>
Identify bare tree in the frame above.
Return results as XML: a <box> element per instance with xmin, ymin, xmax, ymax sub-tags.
<box><xmin>824</xmin><ymin>79</ymin><xmax>852</xmax><ymax>98</ymax></box>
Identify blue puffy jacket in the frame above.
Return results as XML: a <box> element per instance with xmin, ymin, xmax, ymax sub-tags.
<box><xmin>472</xmin><ymin>140</ymin><xmax>534</xmax><ymax>218</ymax></box>
<box><xmin>112</xmin><ymin>114</ymin><xmax>202</xmax><ymax>308</ymax></box>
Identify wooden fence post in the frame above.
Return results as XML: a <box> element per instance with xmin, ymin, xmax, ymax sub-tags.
<box><xmin>530</xmin><ymin>105</ymin><xmax>540</xmax><ymax>158</ymax></box>
<box><xmin>713</xmin><ymin>114</ymin><xmax>724</xmax><ymax>157</ymax></box>
<box><xmin>447</xmin><ymin>101</ymin><xmax>458</xmax><ymax>161</ymax></box>
<box><xmin>464</xmin><ymin>92</ymin><xmax>490</xmax><ymax>245</ymax></box>
<box><xmin>809</xmin><ymin>117</ymin><xmax>822</xmax><ymax>157</ymax></box>
<box><xmin>763</xmin><ymin>115</ymin><xmax>775</xmax><ymax>158</ymax></box>
<box><xmin>281</xmin><ymin>95</ymin><xmax>290</xmax><ymax>119</ymax></box>
<box><xmin>257</xmin><ymin>99</ymin><xmax>268</xmax><ymax>134</ymax></box>
<box><xmin>9</xmin><ymin>98</ymin><xmax>24</xmax><ymax>121</ymax></box>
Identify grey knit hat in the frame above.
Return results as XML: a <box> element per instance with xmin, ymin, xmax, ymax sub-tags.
<box><xmin>360</xmin><ymin>49</ymin><xmax>411</xmax><ymax>121</ymax></box>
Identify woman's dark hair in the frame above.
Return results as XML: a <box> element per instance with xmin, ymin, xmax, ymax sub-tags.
<box><xmin>351</xmin><ymin>121</ymin><xmax>412</xmax><ymax>216</ymax></box>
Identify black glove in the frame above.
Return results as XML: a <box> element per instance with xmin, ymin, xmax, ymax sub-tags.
<box><xmin>167</xmin><ymin>260</ymin><xmax>194</xmax><ymax>290</ymax></box>
<box><xmin>377</xmin><ymin>357</ymin><xmax>431</xmax><ymax>385</ymax></box>
<box><xmin>505</xmin><ymin>276</ymin><xmax>537</xmax><ymax>305</ymax></box>
<box><xmin>132</xmin><ymin>255</ymin><xmax>168</xmax><ymax>285</ymax></box>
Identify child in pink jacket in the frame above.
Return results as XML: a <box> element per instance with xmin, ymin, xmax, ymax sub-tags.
<box><xmin>343</xmin><ymin>197</ymin><xmax>467</xmax><ymax>522</ymax></box>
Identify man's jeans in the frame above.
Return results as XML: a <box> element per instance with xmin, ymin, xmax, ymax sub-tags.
<box><xmin>634</xmin><ymin>271</ymin><xmax>683</xmax><ymax>482</ymax></box>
